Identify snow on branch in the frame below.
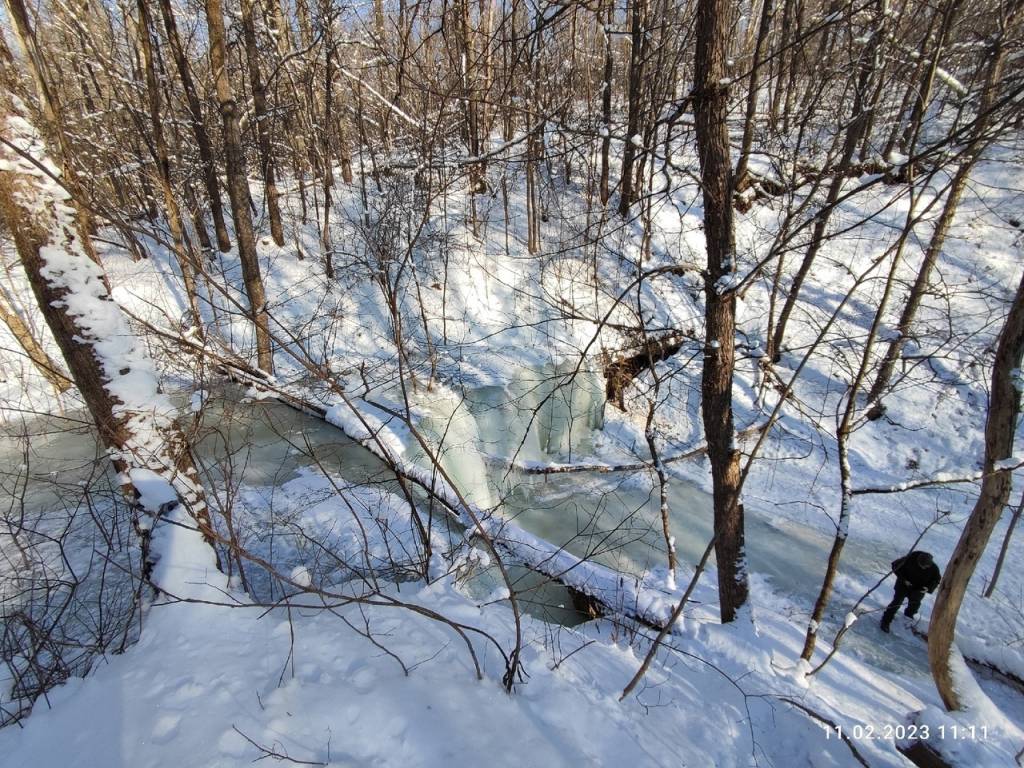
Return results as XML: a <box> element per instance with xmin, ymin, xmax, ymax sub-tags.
<box><xmin>851</xmin><ymin>459</ymin><xmax>1024</xmax><ymax>495</ymax></box>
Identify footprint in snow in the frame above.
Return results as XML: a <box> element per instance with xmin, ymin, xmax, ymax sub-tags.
<box><xmin>165</xmin><ymin>677</ymin><xmax>207</xmax><ymax>705</ymax></box>
<box><xmin>217</xmin><ymin>727</ymin><xmax>251</xmax><ymax>757</ymax></box>
<box><xmin>349</xmin><ymin>665</ymin><xmax>377</xmax><ymax>694</ymax></box>
<box><xmin>151</xmin><ymin>713</ymin><xmax>181</xmax><ymax>743</ymax></box>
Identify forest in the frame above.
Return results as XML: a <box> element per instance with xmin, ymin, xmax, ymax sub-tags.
<box><xmin>0</xmin><ymin>0</ymin><xmax>1023</xmax><ymax>763</ymax></box>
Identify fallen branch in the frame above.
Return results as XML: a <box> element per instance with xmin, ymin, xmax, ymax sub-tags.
<box><xmin>852</xmin><ymin>460</ymin><xmax>1024</xmax><ymax>495</ymax></box>
<box><xmin>774</xmin><ymin>697</ymin><xmax>872</xmax><ymax>767</ymax></box>
<box><xmin>231</xmin><ymin>725</ymin><xmax>327</xmax><ymax>766</ymax></box>
<box><xmin>502</xmin><ymin>420</ymin><xmax>770</xmax><ymax>476</ymax></box>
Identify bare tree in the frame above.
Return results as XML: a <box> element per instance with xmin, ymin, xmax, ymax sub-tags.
<box><xmin>928</xmin><ymin>270</ymin><xmax>1024</xmax><ymax>711</ymax></box>
<box><xmin>0</xmin><ymin>107</ymin><xmax>215</xmax><ymax>545</ymax></box>
<box><xmin>203</xmin><ymin>0</ymin><xmax>275</xmax><ymax>373</ymax></box>
<box><xmin>240</xmin><ymin>0</ymin><xmax>285</xmax><ymax>246</ymax></box>
<box><xmin>156</xmin><ymin>0</ymin><xmax>232</xmax><ymax>252</ymax></box>
<box><xmin>694</xmin><ymin>0</ymin><xmax>748</xmax><ymax>622</ymax></box>
<box><xmin>868</xmin><ymin>5</ymin><xmax>1020</xmax><ymax>403</ymax></box>
<box><xmin>135</xmin><ymin>0</ymin><xmax>203</xmax><ymax>329</ymax></box>
<box><xmin>0</xmin><ymin>284</ymin><xmax>72</xmax><ymax>392</ymax></box>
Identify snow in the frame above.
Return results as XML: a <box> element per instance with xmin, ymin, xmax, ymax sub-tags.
<box><xmin>907</xmin><ymin>645</ymin><xmax>1024</xmax><ymax>767</ymax></box>
<box><xmin>289</xmin><ymin>565</ymin><xmax>312</xmax><ymax>587</ymax></box>
<box><xmin>0</xmin><ymin>114</ymin><xmax>200</xmax><ymax>517</ymax></box>
<box><xmin>0</xmin><ymin>574</ymin><xmax>841</xmax><ymax>768</ymax></box>
<box><xmin>2</xmin><ymin>85</ymin><xmax>1024</xmax><ymax>768</ymax></box>
<box><xmin>934</xmin><ymin>66</ymin><xmax>968</xmax><ymax>97</ymax></box>
<box><xmin>129</xmin><ymin>467</ymin><xmax>179</xmax><ymax>516</ymax></box>
<box><xmin>714</xmin><ymin>272</ymin><xmax>742</xmax><ymax>294</ymax></box>
<box><xmin>149</xmin><ymin>502</ymin><xmax>230</xmax><ymax>602</ymax></box>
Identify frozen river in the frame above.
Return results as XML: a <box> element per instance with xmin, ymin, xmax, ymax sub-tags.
<box><xmin>2</xmin><ymin>379</ymin><xmax>1022</xmax><ymax>727</ymax></box>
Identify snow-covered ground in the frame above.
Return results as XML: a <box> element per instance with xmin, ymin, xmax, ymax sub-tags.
<box><xmin>2</xmin><ymin>127</ymin><xmax>1024</xmax><ymax>765</ymax></box>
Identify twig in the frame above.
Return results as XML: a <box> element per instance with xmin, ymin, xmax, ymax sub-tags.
<box><xmin>774</xmin><ymin>697</ymin><xmax>871</xmax><ymax>767</ymax></box>
<box><xmin>230</xmin><ymin>725</ymin><xmax>327</xmax><ymax>765</ymax></box>
<box><xmin>852</xmin><ymin>461</ymin><xmax>1024</xmax><ymax>495</ymax></box>
<box><xmin>619</xmin><ymin>535</ymin><xmax>716</xmax><ymax>700</ymax></box>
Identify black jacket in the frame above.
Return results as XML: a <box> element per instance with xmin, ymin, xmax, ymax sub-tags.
<box><xmin>892</xmin><ymin>551</ymin><xmax>941</xmax><ymax>593</ymax></box>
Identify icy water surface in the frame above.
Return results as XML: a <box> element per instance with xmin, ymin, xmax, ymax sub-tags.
<box><xmin>0</xmin><ymin>382</ymin><xmax>1001</xmax><ymax>699</ymax></box>
<box><xmin>0</xmin><ymin>387</ymin><xmax>911</xmax><ymax>628</ymax></box>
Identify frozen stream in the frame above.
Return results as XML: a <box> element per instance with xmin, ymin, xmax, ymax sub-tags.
<box><xmin>2</xmin><ymin>378</ymin><xmax>1022</xmax><ymax>722</ymax></box>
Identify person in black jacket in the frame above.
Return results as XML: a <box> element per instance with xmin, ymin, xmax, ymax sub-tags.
<box><xmin>881</xmin><ymin>550</ymin><xmax>942</xmax><ymax>632</ymax></box>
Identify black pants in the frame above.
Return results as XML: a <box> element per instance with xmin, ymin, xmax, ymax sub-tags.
<box><xmin>882</xmin><ymin>580</ymin><xmax>925</xmax><ymax>626</ymax></box>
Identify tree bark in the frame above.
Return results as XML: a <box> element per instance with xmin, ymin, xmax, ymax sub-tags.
<box><xmin>157</xmin><ymin>0</ymin><xmax>232</xmax><ymax>253</ymax></box>
<box><xmin>617</xmin><ymin>0</ymin><xmax>646</xmax><ymax>217</ymax></box>
<box><xmin>0</xmin><ymin>119</ymin><xmax>215</xmax><ymax>547</ymax></box>
<box><xmin>929</xmin><ymin>270</ymin><xmax>1024</xmax><ymax>710</ymax></box>
<box><xmin>137</xmin><ymin>0</ymin><xmax>203</xmax><ymax>330</ymax></box>
<box><xmin>898</xmin><ymin>0</ymin><xmax>964</xmax><ymax>171</ymax></box>
<box><xmin>240</xmin><ymin>0</ymin><xmax>285</xmax><ymax>246</ymax></box>
<box><xmin>0</xmin><ymin>285</ymin><xmax>73</xmax><ymax>392</ymax></box>
<box><xmin>694</xmin><ymin>0</ymin><xmax>748</xmax><ymax>622</ymax></box>
<box><xmin>734</xmin><ymin>0</ymin><xmax>773</xmax><ymax>182</ymax></box>
<box><xmin>204</xmin><ymin>0</ymin><xmax>275</xmax><ymax>374</ymax></box>
<box><xmin>599</xmin><ymin>0</ymin><xmax>614</xmax><ymax>205</ymax></box>
<box><xmin>800</xmin><ymin>190</ymin><xmax>921</xmax><ymax>660</ymax></box>
<box><xmin>769</xmin><ymin>0</ymin><xmax>886</xmax><ymax>360</ymax></box>
<box><xmin>4</xmin><ymin>0</ymin><xmax>99</xmax><ymax>250</ymax></box>
<box><xmin>869</xmin><ymin>41</ymin><xmax>1008</xmax><ymax>403</ymax></box>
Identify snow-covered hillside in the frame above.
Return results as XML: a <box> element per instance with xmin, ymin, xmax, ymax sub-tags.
<box><xmin>2</xmin><ymin>113</ymin><xmax>1023</xmax><ymax>768</ymax></box>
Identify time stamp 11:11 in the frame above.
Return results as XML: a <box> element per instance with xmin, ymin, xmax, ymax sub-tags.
<box><xmin>824</xmin><ymin>723</ymin><xmax>989</xmax><ymax>741</ymax></box>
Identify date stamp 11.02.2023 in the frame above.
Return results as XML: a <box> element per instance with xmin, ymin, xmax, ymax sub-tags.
<box><xmin>822</xmin><ymin>722</ymin><xmax>991</xmax><ymax>743</ymax></box>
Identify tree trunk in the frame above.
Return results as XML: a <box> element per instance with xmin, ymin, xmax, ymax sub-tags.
<box><xmin>695</xmin><ymin>0</ymin><xmax>748</xmax><ymax>622</ymax></box>
<box><xmin>157</xmin><ymin>0</ymin><xmax>232</xmax><ymax>253</ymax></box>
<box><xmin>0</xmin><ymin>286</ymin><xmax>73</xmax><ymax>392</ymax></box>
<box><xmin>321</xmin><ymin>34</ymin><xmax>336</xmax><ymax>279</ymax></box>
<box><xmin>457</xmin><ymin>0</ymin><xmax>484</xmax><ymax>194</ymax></box>
<box><xmin>800</xmin><ymin>190</ymin><xmax>920</xmax><ymax>660</ymax></box>
<box><xmin>768</xmin><ymin>6</ymin><xmax>883</xmax><ymax>361</ymax></box>
<box><xmin>240</xmin><ymin>0</ymin><xmax>285</xmax><ymax>246</ymax></box>
<box><xmin>734</xmin><ymin>0</ymin><xmax>773</xmax><ymax>182</ymax></box>
<box><xmin>599</xmin><ymin>0</ymin><xmax>614</xmax><ymax>206</ymax></box>
<box><xmin>929</xmin><ymin>270</ymin><xmax>1024</xmax><ymax>710</ymax></box>
<box><xmin>204</xmin><ymin>0</ymin><xmax>275</xmax><ymax>374</ymax></box>
<box><xmin>137</xmin><ymin>0</ymin><xmax>203</xmax><ymax>331</ymax></box>
<box><xmin>867</xmin><ymin>164</ymin><xmax>970</xmax><ymax>402</ymax></box>
<box><xmin>899</xmin><ymin>0</ymin><xmax>964</xmax><ymax>172</ymax></box>
<box><xmin>4</xmin><ymin>0</ymin><xmax>98</xmax><ymax>250</ymax></box>
<box><xmin>869</xmin><ymin>42</ymin><xmax>1008</xmax><ymax>403</ymax></box>
<box><xmin>0</xmin><ymin>115</ymin><xmax>215</xmax><ymax>548</ymax></box>
<box><xmin>617</xmin><ymin>0</ymin><xmax>645</xmax><ymax>217</ymax></box>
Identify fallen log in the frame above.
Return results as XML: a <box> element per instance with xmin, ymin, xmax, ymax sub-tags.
<box><xmin>897</xmin><ymin>739</ymin><xmax>953</xmax><ymax>768</ymax></box>
<box><xmin>495</xmin><ymin>419</ymin><xmax>769</xmax><ymax>475</ymax></box>
<box><xmin>604</xmin><ymin>331</ymin><xmax>692</xmax><ymax>410</ymax></box>
<box><xmin>733</xmin><ymin>158</ymin><xmax>907</xmax><ymax>213</ymax></box>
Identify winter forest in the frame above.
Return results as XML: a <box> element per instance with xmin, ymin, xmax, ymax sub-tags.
<box><xmin>0</xmin><ymin>0</ymin><xmax>1023</xmax><ymax>763</ymax></box>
